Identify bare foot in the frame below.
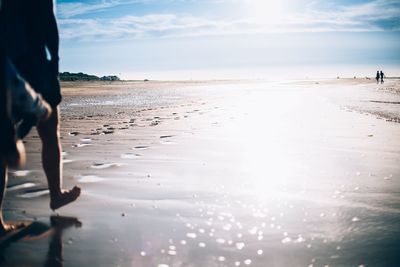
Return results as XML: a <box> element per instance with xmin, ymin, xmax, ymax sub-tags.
<box><xmin>50</xmin><ymin>186</ymin><xmax>81</xmax><ymax>211</ymax></box>
<box><xmin>0</xmin><ymin>223</ymin><xmax>25</xmax><ymax>237</ymax></box>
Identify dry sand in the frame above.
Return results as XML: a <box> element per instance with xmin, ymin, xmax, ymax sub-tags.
<box><xmin>2</xmin><ymin>78</ymin><xmax>400</xmax><ymax>266</ymax></box>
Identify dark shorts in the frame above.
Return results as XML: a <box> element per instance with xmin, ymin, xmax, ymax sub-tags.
<box><xmin>13</xmin><ymin>57</ymin><xmax>61</xmax><ymax>108</ymax></box>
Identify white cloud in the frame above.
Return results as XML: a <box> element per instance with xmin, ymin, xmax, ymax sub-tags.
<box><xmin>58</xmin><ymin>0</ymin><xmax>201</xmax><ymax>18</ymax></box>
<box><xmin>57</xmin><ymin>0</ymin><xmax>400</xmax><ymax>41</ymax></box>
<box><xmin>57</xmin><ymin>0</ymin><xmax>120</xmax><ymax>18</ymax></box>
<box><xmin>59</xmin><ymin>14</ymin><xmax>240</xmax><ymax>40</ymax></box>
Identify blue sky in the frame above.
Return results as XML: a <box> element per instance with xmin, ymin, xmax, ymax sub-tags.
<box><xmin>56</xmin><ymin>0</ymin><xmax>400</xmax><ymax>79</ymax></box>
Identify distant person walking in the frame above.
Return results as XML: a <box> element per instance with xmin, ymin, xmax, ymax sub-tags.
<box><xmin>376</xmin><ymin>71</ymin><xmax>380</xmax><ymax>83</ymax></box>
<box><xmin>0</xmin><ymin>0</ymin><xmax>80</xmax><ymax>235</ymax></box>
<box><xmin>380</xmin><ymin>70</ymin><xmax>385</xmax><ymax>83</ymax></box>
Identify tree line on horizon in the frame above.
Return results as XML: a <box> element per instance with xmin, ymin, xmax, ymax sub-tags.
<box><xmin>59</xmin><ymin>72</ymin><xmax>120</xmax><ymax>81</ymax></box>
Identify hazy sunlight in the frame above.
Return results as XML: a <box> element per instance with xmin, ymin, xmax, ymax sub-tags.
<box><xmin>244</xmin><ymin>0</ymin><xmax>285</xmax><ymax>24</ymax></box>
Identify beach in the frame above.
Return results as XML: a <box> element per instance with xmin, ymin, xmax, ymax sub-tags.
<box><xmin>2</xmin><ymin>78</ymin><xmax>400</xmax><ymax>267</ymax></box>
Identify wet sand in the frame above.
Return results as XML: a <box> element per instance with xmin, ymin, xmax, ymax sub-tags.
<box><xmin>2</xmin><ymin>78</ymin><xmax>400</xmax><ymax>266</ymax></box>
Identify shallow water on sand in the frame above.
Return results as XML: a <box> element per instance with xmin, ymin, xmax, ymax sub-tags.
<box><xmin>2</xmin><ymin>80</ymin><xmax>400</xmax><ymax>267</ymax></box>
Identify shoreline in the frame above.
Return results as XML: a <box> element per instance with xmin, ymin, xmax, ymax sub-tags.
<box><xmin>60</xmin><ymin>76</ymin><xmax>400</xmax><ymax>84</ymax></box>
<box><xmin>2</xmin><ymin>78</ymin><xmax>400</xmax><ymax>266</ymax></box>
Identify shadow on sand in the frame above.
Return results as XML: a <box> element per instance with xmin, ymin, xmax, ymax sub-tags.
<box><xmin>0</xmin><ymin>216</ymin><xmax>82</xmax><ymax>266</ymax></box>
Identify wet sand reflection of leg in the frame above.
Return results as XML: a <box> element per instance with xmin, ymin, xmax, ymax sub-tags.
<box><xmin>45</xmin><ymin>216</ymin><xmax>82</xmax><ymax>267</ymax></box>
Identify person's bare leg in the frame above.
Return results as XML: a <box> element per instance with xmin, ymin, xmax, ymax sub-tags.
<box><xmin>0</xmin><ymin>161</ymin><xmax>9</xmax><ymax>234</ymax></box>
<box><xmin>37</xmin><ymin>107</ymin><xmax>80</xmax><ymax>211</ymax></box>
<box><xmin>0</xmin><ymin>161</ymin><xmax>13</xmax><ymax>235</ymax></box>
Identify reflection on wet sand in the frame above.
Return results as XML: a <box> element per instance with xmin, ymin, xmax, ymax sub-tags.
<box><xmin>0</xmin><ymin>221</ymin><xmax>50</xmax><ymax>254</ymax></box>
<box><xmin>3</xmin><ymin>79</ymin><xmax>399</xmax><ymax>266</ymax></box>
<box><xmin>0</xmin><ymin>216</ymin><xmax>81</xmax><ymax>267</ymax></box>
<box><xmin>45</xmin><ymin>216</ymin><xmax>82</xmax><ymax>267</ymax></box>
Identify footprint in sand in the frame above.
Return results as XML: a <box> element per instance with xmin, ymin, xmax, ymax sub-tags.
<box><xmin>77</xmin><ymin>175</ymin><xmax>104</xmax><ymax>183</ymax></box>
<box><xmin>18</xmin><ymin>188</ymin><xmax>49</xmax><ymax>198</ymax></box>
<box><xmin>160</xmin><ymin>135</ymin><xmax>174</xmax><ymax>139</ymax></box>
<box><xmin>72</xmin><ymin>143</ymin><xmax>92</xmax><ymax>148</ymax></box>
<box><xmin>121</xmin><ymin>153</ymin><xmax>141</xmax><ymax>159</ymax></box>
<box><xmin>133</xmin><ymin>146</ymin><xmax>149</xmax><ymax>150</ymax></box>
<box><xmin>62</xmin><ymin>151</ymin><xmax>75</xmax><ymax>164</ymax></box>
<box><xmin>7</xmin><ymin>182</ymin><xmax>36</xmax><ymax>191</ymax></box>
<box><xmin>8</xmin><ymin>170</ymin><xmax>31</xmax><ymax>177</ymax></box>
<box><xmin>90</xmin><ymin>162</ymin><xmax>123</xmax><ymax>169</ymax></box>
<box><xmin>68</xmin><ymin>132</ymin><xmax>79</xmax><ymax>136</ymax></box>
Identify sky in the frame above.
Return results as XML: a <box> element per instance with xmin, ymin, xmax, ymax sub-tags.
<box><xmin>56</xmin><ymin>0</ymin><xmax>400</xmax><ymax>79</ymax></box>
